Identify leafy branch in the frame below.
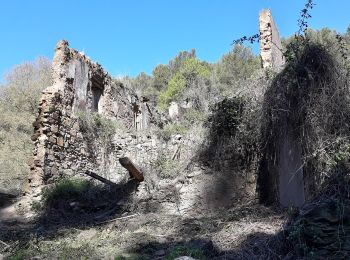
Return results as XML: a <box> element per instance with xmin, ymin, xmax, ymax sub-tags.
<box><xmin>297</xmin><ymin>0</ymin><xmax>316</xmax><ymax>35</ymax></box>
<box><xmin>232</xmin><ymin>34</ymin><xmax>260</xmax><ymax>45</ymax></box>
<box><xmin>336</xmin><ymin>34</ymin><xmax>350</xmax><ymax>77</ymax></box>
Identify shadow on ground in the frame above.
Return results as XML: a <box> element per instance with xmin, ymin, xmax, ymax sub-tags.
<box><xmin>37</xmin><ymin>179</ymin><xmax>140</xmax><ymax>227</ymax></box>
<box><xmin>128</xmin><ymin>231</ymin><xmax>288</xmax><ymax>259</ymax></box>
<box><xmin>0</xmin><ymin>179</ymin><xmax>140</xmax><ymax>245</ymax></box>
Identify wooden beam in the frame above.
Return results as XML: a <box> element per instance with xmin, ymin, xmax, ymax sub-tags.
<box><xmin>85</xmin><ymin>170</ymin><xmax>117</xmax><ymax>186</ymax></box>
<box><xmin>119</xmin><ymin>157</ymin><xmax>144</xmax><ymax>182</ymax></box>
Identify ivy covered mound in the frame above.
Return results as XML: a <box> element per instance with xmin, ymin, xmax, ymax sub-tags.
<box><xmin>286</xmin><ymin>164</ymin><xmax>350</xmax><ymax>258</ymax></box>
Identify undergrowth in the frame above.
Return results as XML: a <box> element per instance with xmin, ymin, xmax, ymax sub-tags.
<box><xmin>35</xmin><ymin>177</ymin><xmax>123</xmax><ymax>223</ymax></box>
<box><xmin>200</xmin><ymin>94</ymin><xmax>262</xmax><ymax>173</ymax></box>
<box><xmin>41</xmin><ymin>178</ymin><xmax>91</xmax><ymax>207</ymax></box>
<box><xmin>165</xmin><ymin>245</ymin><xmax>205</xmax><ymax>260</ymax></box>
<box><xmin>259</xmin><ymin>40</ymin><xmax>350</xmax><ymax>203</ymax></box>
<box><xmin>77</xmin><ymin>112</ymin><xmax>117</xmax><ymax>145</ymax></box>
<box><xmin>153</xmin><ymin>153</ymin><xmax>181</xmax><ymax>179</ymax></box>
<box><xmin>156</xmin><ymin>123</ymin><xmax>187</xmax><ymax>142</ymax></box>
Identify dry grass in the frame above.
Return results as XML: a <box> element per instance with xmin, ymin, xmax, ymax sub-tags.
<box><xmin>1</xmin><ymin>201</ymin><xmax>286</xmax><ymax>259</ymax></box>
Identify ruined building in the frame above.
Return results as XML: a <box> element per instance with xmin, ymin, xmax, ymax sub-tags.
<box><xmin>28</xmin><ymin>40</ymin><xmax>163</xmax><ymax>196</ymax></box>
<box><xmin>28</xmin><ymin>10</ymin><xmax>307</xmax><ymax>209</ymax></box>
<box><xmin>27</xmin><ymin>38</ymin><xmax>258</xmax><ymax>212</ymax></box>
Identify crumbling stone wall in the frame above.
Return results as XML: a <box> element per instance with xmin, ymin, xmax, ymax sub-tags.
<box><xmin>259</xmin><ymin>9</ymin><xmax>285</xmax><ymax>69</ymax></box>
<box><xmin>28</xmin><ymin>40</ymin><xmax>160</xmax><ymax>196</ymax></box>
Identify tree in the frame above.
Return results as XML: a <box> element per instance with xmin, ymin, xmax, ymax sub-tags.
<box><xmin>215</xmin><ymin>44</ymin><xmax>260</xmax><ymax>87</ymax></box>
<box><xmin>152</xmin><ymin>64</ymin><xmax>171</xmax><ymax>91</ymax></box>
<box><xmin>0</xmin><ymin>56</ymin><xmax>52</xmax><ymax>114</ymax></box>
<box><xmin>158</xmin><ymin>73</ymin><xmax>186</xmax><ymax>110</ymax></box>
<box><xmin>157</xmin><ymin>55</ymin><xmax>212</xmax><ymax>110</ymax></box>
<box><xmin>169</xmin><ymin>49</ymin><xmax>196</xmax><ymax>74</ymax></box>
<box><xmin>0</xmin><ymin>57</ymin><xmax>52</xmax><ymax>193</ymax></box>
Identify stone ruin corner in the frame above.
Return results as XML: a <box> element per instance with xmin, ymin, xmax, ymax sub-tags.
<box><xmin>27</xmin><ymin>40</ymin><xmax>158</xmax><ymax>197</ymax></box>
<box><xmin>259</xmin><ymin>9</ymin><xmax>285</xmax><ymax>70</ymax></box>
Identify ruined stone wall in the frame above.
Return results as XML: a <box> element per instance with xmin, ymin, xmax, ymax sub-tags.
<box><xmin>28</xmin><ymin>40</ymin><xmax>161</xmax><ymax>196</ymax></box>
<box><xmin>259</xmin><ymin>9</ymin><xmax>285</xmax><ymax>69</ymax></box>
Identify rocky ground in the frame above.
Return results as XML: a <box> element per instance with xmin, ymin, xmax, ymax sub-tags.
<box><xmin>0</xmin><ymin>194</ymin><xmax>287</xmax><ymax>260</ymax></box>
<box><xmin>0</xmin><ymin>161</ymin><xmax>289</xmax><ymax>260</ymax></box>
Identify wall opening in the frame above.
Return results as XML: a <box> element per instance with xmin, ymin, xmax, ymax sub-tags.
<box><xmin>92</xmin><ymin>87</ymin><xmax>103</xmax><ymax>112</ymax></box>
<box><xmin>91</xmin><ymin>74</ymin><xmax>104</xmax><ymax>112</ymax></box>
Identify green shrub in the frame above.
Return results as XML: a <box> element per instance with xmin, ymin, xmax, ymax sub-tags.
<box><xmin>165</xmin><ymin>245</ymin><xmax>205</xmax><ymax>260</ymax></box>
<box><xmin>157</xmin><ymin>123</ymin><xmax>187</xmax><ymax>142</ymax></box>
<box><xmin>77</xmin><ymin>112</ymin><xmax>117</xmax><ymax>144</ymax></box>
<box><xmin>8</xmin><ymin>249</ymin><xmax>27</xmax><ymax>260</ymax></box>
<box><xmin>114</xmin><ymin>256</ymin><xmax>126</xmax><ymax>260</ymax></box>
<box><xmin>157</xmin><ymin>73</ymin><xmax>186</xmax><ymax>111</ymax></box>
<box><xmin>157</xmin><ymin>57</ymin><xmax>212</xmax><ymax>110</ymax></box>
<box><xmin>207</xmin><ymin>97</ymin><xmax>245</xmax><ymax>139</ymax></box>
<box><xmin>42</xmin><ymin>178</ymin><xmax>91</xmax><ymax>205</ymax></box>
<box><xmin>153</xmin><ymin>156</ymin><xmax>180</xmax><ymax>178</ymax></box>
<box><xmin>182</xmin><ymin>108</ymin><xmax>206</xmax><ymax>127</ymax></box>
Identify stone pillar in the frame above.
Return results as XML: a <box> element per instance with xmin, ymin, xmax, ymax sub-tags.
<box><xmin>259</xmin><ymin>9</ymin><xmax>285</xmax><ymax>69</ymax></box>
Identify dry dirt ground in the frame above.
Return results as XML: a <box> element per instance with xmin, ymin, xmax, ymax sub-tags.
<box><xmin>0</xmin><ymin>196</ymin><xmax>287</xmax><ymax>260</ymax></box>
<box><xmin>0</xmin><ymin>167</ymin><xmax>289</xmax><ymax>259</ymax></box>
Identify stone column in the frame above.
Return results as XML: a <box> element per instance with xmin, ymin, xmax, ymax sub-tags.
<box><xmin>259</xmin><ymin>9</ymin><xmax>285</xmax><ymax>69</ymax></box>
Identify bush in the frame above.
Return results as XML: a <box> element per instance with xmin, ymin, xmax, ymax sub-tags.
<box><xmin>77</xmin><ymin>112</ymin><xmax>117</xmax><ymax>144</ymax></box>
<box><xmin>199</xmin><ymin>92</ymin><xmax>263</xmax><ymax>178</ymax></box>
<box><xmin>8</xmin><ymin>248</ymin><xmax>27</xmax><ymax>260</ymax></box>
<box><xmin>157</xmin><ymin>123</ymin><xmax>188</xmax><ymax>142</ymax></box>
<box><xmin>206</xmin><ymin>97</ymin><xmax>245</xmax><ymax>139</ymax></box>
<box><xmin>259</xmin><ymin>41</ymin><xmax>350</xmax><ymax>202</ymax></box>
<box><xmin>182</xmin><ymin>108</ymin><xmax>206</xmax><ymax>127</ymax></box>
<box><xmin>157</xmin><ymin>57</ymin><xmax>212</xmax><ymax>110</ymax></box>
<box><xmin>165</xmin><ymin>245</ymin><xmax>205</xmax><ymax>260</ymax></box>
<box><xmin>42</xmin><ymin>178</ymin><xmax>91</xmax><ymax>206</ymax></box>
<box><xmin>153</xmin><ymin>155</ymin><xmax>181</xmax><ymax>179</ymax></box>
<box><xmin>157</xmin><ymin>73</ymin><xmax>186</xmax><ymax>111</ymax></box>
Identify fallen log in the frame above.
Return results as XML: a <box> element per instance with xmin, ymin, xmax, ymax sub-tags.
<box><xmin>119</xmin><ymin>157</ymin><xmax>144</xmax><ymax>182</ymax></box>
<box><xmin>84</xmin><ymin>170</ymin><xmax>117</xmax><ymax>186</ymax></box>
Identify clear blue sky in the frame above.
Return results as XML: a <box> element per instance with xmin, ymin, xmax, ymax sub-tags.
<box><xmin>0</xmin><ymin>0</ymin><xmax>349</xmax><ymax>82</ymax></box>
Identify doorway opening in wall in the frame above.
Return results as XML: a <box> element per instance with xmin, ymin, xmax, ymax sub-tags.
<box><xmin>91</xmin><ymin>74</ymin><xmax>104</xmax><ymax>113</ymax></box>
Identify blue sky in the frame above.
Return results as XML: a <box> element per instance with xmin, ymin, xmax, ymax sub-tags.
<box><xmin>0</xmin><ymin>0</ymin><xmax>349</xmax><ymax>82</ymax></box>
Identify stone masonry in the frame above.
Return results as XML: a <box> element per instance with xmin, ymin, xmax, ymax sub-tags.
<box><xmin>28</xmin><ymin>40</ymin><xmax>162</xmax><ymax>196</ymax></box>
<box><xmin>259</xmin><ymin>9</ymin><xmax>285</xmax><ymax>69</ymax></box>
